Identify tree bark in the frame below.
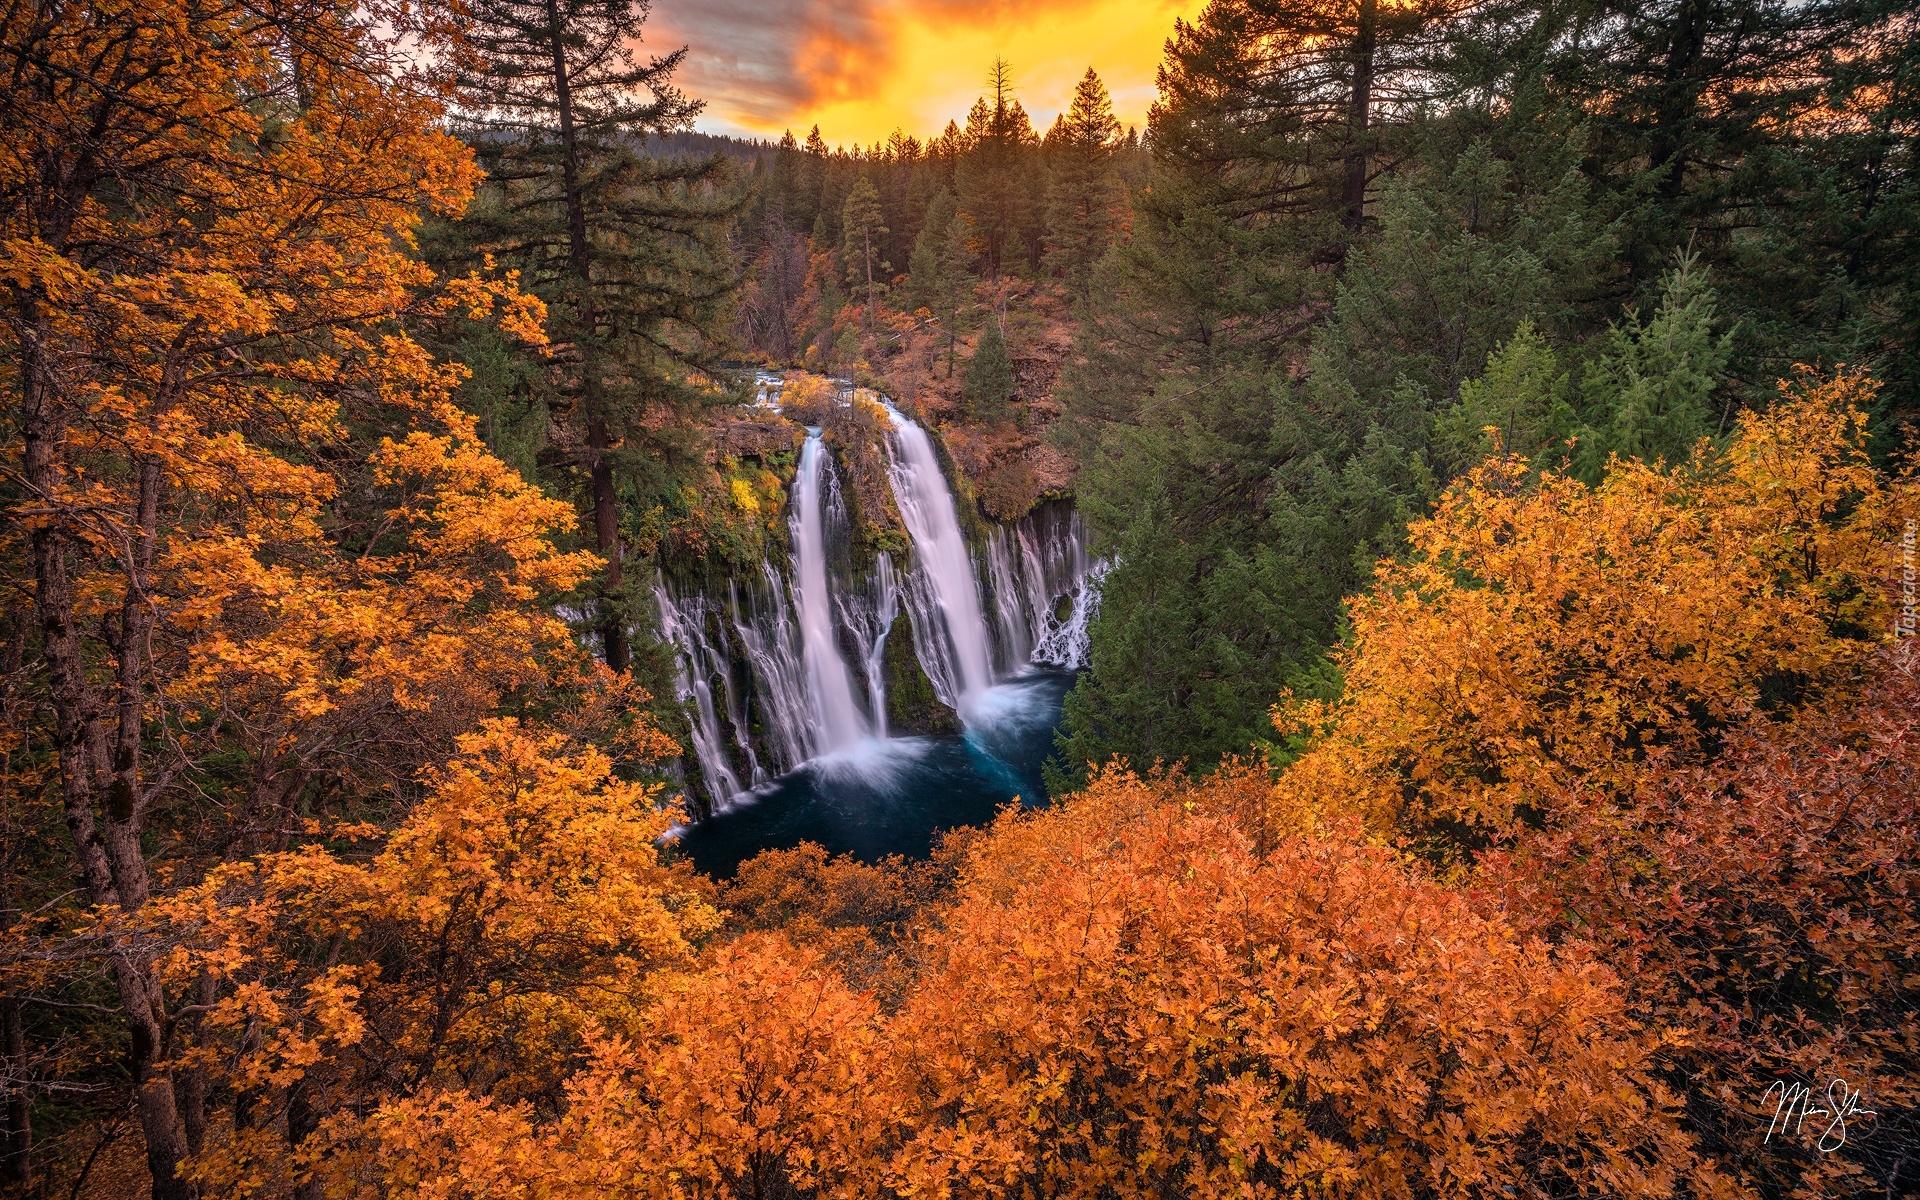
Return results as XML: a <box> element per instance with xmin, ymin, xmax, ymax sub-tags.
<box><xmin>587</xmin><ymin>417</ymin><xmax>628</xmax><ymax>672</ymax></box>
<box><xmin>1343</xmin><ymin>0</ymin><xmax>1378</xmax><ymax>230</ymax></box>
<box><xmin>545</xmin><ymin>0</ymin><xmax>629</xmax><ymax>673</ymax></box>
<box><xmin>2</xmin><ymin>998</ymin><xmax>27</xmax><ymax>1189</ymax></box>
<box><xmin>19</xmin><ymin>303</ymin><xmax>190</xmax><ymax>1200</ymax></box>
<box><xmin>1649</xmin><ymin>0</ymin><xmax>1711</xmax><ymax>201</ymax></box>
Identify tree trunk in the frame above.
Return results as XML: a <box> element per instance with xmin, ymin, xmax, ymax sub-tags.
<box><xmin>1343</xmin><ymin>0</ymin><xmax>1378</xmax><ymax>230</ymax></box>
<box><xmin>2</xmin><ymin>998</ymin><xmax>27</xmax><ymax>1189</ymax></box>
<box><xmin>865</xmin><ymin>229</ymin><xmax>877</xmax><ymax>332</ymax></box>
<box><xmin>1649</xmin><ymin>0</ymin><xmax>1710</xmax><ymax>202</ymax></box>
<box><xmin>19</xmin><ymin>314</ymin><xmax>191</xmax><ymax>1200</ymax></box>
<box><xmin>587</xmin><ymin>417</ymin><xmax>628</xmax><ymax>672</ymax></box>
<box><xmin>545</xmin><ymin>0</ymin><xmax>629</xmax><ymax>673</ymax></box>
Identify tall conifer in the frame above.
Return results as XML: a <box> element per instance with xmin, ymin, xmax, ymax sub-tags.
<box><xmin>448</xmin><ymin>0</ymin><xmax>745</xmax><ymax>672</ymax></box>
<box><xmin>1043</xmin><ymin>68</ymin><xmax>1124</xmax><ymax>296</ymax></box>
<box><xmin>841</xmin><ymin>178</ymin><xmax>890</xmax><ymax>333</ymax></box>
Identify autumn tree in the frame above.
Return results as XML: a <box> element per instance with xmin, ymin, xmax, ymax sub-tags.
<box><xmin>1278</xmin><ymin>371</ymin><xmax>1903</xmax><ymax>852</ymax></box>
<box><xmin>1043</xmin><ymin>68</ymin><xmax>1124</xmax><ymax>295</ymax></box>
<box><xmin>1481</xmin><ymin>646</ymin><xmax>1920</xmax><ymax>1199</ymax></box>
<box><xmin>448</xmin><ymin>0</ymin><xmax>746</xmax><ymax>671</ymax></box>
<box><xmin>841</xmin><ymin>177</ymin><xmax>890</xmax><ymax>333</ymax></box>
<box><xmin>145</xmin><ymin>711</ymin><xmax>712</xmax><ymax>1194</ymax></box>
<box><xmin>0</xmin><ymin>0</ymin><xmax>566</xmax><ymax>1190</ymax></box>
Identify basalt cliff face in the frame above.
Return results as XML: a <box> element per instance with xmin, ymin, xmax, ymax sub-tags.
<box><xmin>653</xmin><ymin>373</ymin><xmax>1102</xmax><ymax>813</ymax></box>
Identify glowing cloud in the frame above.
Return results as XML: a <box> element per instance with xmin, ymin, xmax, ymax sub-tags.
<box><xmin>647</xmin><ymin>0</ymin><xmax>1204</xmax><ymax>145</ymax></box>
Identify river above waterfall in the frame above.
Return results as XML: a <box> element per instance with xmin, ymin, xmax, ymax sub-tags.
<box><xmin>672</xmin><ymin>669</ymin><xmax>1074</xmax><ymax>875</ymax></box>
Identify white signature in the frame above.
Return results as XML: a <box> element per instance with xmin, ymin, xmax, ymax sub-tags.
<box><xmin>1763</xmin><ymin>1079</ymin><xmax>1876</xmax><ymax>1153</ymax></box>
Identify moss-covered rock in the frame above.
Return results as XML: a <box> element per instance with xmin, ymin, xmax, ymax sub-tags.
<box><xmin>884</xmin><ymin>608</ymin><xmax>959</xmax><ymax>736</ymax></box>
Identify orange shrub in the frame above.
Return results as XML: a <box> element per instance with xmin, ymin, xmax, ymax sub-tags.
<box><xmin>1481</xmin><ymin>648</ymin><xmax>1920</xmax><ymax>1199</ymax></box>
<box><xmin>882</xmin><ymin>769</ymin><xmax>1715</xmax><ymax>1199</ymax></box>
<box><xmin>1280</xmin><ymin>371</ymin><xmax>1903</xmax><ymax>849</ymax></box>
<box><xmin>359</xmin><ymin>769</ymin><xmax>1716</xmax><ymax>1199</ymax></box>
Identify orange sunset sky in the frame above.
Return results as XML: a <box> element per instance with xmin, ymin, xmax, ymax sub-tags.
<box><xmin>646</xmin><ymin>0</ymin><xmax>1208</xmax><ymax>146</ymax></box>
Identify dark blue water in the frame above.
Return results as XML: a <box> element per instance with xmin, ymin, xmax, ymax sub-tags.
<box><xmin>673</xmin><ymin>670</ymin><xmax>1074</xmax><ymax>876</ymax></box>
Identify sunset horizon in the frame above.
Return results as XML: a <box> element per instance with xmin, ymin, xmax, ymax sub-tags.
<box><xmin>647</xmin><ymin>0</ymin><xmax>1203</xmax><ymax>145</ymax></box>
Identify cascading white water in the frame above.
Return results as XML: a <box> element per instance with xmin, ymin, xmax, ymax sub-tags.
<box><xmin>838</xmin><ymin>552</ymin><xmax>899</xmax><ymax>737</ymax></box>
<box><xmin>728</xmin><ymin>565</ymin><xmax>813</xmax><ymax>768</ymax></box>
<box><xmin>1033</xmin><ymin>558</ymin><xmax>1110</xmax><ymax>668</ymax></box>
<box><xmin>651</xmin><ymin>382</ymin><xmax>1113</xmax><ymax>805</ymax></box>
<box><xmin>983</xmin><ymin>505</ymin><xmax>1097</xmax><ymax>673</ymax></box>
<box><xmin>653</xmin><ymin>584</ymin><xmax>745</xmax><ymax>802</ymax></box>
<box><xmin>883</xmin><ymin>404</ymin><xmax>995</xmax><ymax>708</ymax></box>
<box><xmin>790</xmin><ymin>432</ymin><xmax>870</xmax><ymax>751</ymax></box>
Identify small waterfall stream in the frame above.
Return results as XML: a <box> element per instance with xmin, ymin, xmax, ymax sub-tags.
<box><xmin>885</xmin><ymin>403</ymin><xmax>996</xmax><ymax>710</ymax></box>
<box><xmin>790</xmin><ymin>431</ymin><xmax>869</xmax><ymax>751</ymax></box>
<box><xmin>654</xmin><ymin>383</ymin><xmax>1107</xmax><ymax>814</ymax></box>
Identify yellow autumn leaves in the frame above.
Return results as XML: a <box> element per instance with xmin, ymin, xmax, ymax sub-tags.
<box><xmin>1278</xmin><ymin>369</ymin><xmax>1907</xmax><ymax>847</ymax></box>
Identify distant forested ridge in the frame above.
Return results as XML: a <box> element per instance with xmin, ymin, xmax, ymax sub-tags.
<box><xmin>661</xmin><ymin>0</ymin><xmax>1918</xmax><ymax>783</ymax></box>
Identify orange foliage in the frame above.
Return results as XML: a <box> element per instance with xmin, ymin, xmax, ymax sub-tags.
<box><xmin>1482</xmin><ymin>648</ymin><xmax>1920</xmax><ymax>1198</ymax></box>
<box><xmin>365</xmin><ymin>769</ymin><xmax>1714</xmax><ymax>1199</ymax></box>
<box><xmin>1279</xmin><ymin>371</ymin><xmax>1905</xmax><ymax>846</ymax></box>
<box><xmin>167</xmin><ymin>407</ymin><xmax>599</xmax><ymax>846</ymax></box>
<box><xmin>1</xmin><ymin>0</ymin><xmax>563</xmax><ymax>1188</ymax></box>
<box><xmin>883</xmin><ymin>771</ymin><xmax>1712</xmax><ymax>1200</ymax></box>
<box><xmin>143</xmin><ymin>718</ymin><xmax>716</xmax><ymax>1194</ymax></box>
<box><xmin>371</xmin><ymin>939</ymin><xmax>890</xmax><ymax>1200</ymax></box>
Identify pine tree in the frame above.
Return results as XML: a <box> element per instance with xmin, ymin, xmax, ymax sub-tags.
<box><xmin>1576</xmin><ymin>255</ymin><xmax>1734</xmax><ymax>475</ymax></box>
<box><xmin>1048</xmin><ymin>491</ymin><xmax>1203</xmax><ymax>785</ymax></box>
<box><xmin>1043</xmin><ymin>68</ymin><xmax>1123</xmax><ymax>295</ymax></box>
<box><xmin>841</xmin><ymin>177</ymin><xmax>890</xmax><ymax>333</ymax></box>
<box><xmin>1435</xmin><ymin>321</ymin><xmax>1578</xmax><ymax>476</ymax></box>
<box><xmin>956</xmin><ymin>60</ymin><xmax>1041</xmax><ymax>276</ymax></box>
<box><xmin>1153</xmin><ymin>0</ymin><xmax>1469</xmax><ymax>240</ymax></box>
<box><xmin>908</xmin><ymin>189</ymin><xmax>972</xmax><ymax>376</ymax></box>
<box><xmin>447</xmin><ymin>0</ymin><xmax>745</xmax><ymax>672</ymax></box>
<box><xmin>965</xmin><ymin>319</ymin><xmax>1016</xmax><ymax>423</ymax></box>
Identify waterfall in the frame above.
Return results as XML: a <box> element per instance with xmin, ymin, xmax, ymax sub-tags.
<box><xmin>652</xmin><ymin>584</ymin><xmax>746</xmax><ymax>802</ymax></box>
<box><xmin>838</xmin><ymin>552</ymin><xmax>899</xmax><ymax>737</ymax></box>
<box><xmin>884</xmin><ymin>404</ymin><xmax>995</xmax><ymax>707</ymax></box>
<box><xmin>651</xmin><ymin>381</ymin><xmax>1114</xmax><ymax>806</ymax></box>
<box><xmin>790</xmin><ymin>432</ymin><xmax>869</xmax><ymax>752</ymax></box>
<box><xmin>1033</xmin><ymin>558</ymin><xmax>1110</xmax><ymax>669</ymax></box>
<box><xmin>729</xmin><ymin>564</ymin><xmax>815</xmax><ymax>769</ymax></box>
<box><xmin>983</xmin><ymin>504</ymin><xmax>1096</xmax><ymax>674</ymax></box>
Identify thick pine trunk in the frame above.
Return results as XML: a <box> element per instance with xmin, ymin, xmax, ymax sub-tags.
<box><xmin>546</xmin><ymin>0</ymin><xmax>630</xmax><ymax>673</ymax></box>
<box><xmin>1343</xmin><ymin>0</ymin><xmax>1378</xmax><ymax>230</ymax></box>
<box><xmin>1649</xmin><ymin>0</ymin><xmax>1710</xmax><ymax>201</ymax></box>
<box><xmin>587</xmin><ymin>417</ymin><xmax>628</xmax><ymax>672</ymax></box>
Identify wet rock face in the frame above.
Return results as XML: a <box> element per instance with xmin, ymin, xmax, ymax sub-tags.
<box><xmin>823</xmin><ymin>393</ymin><xmax>908</xmax><ymax>564</ymax></box>
<box><xmin>709</xmin><ymin>417</ymin><xmax>804</xmax><ymax>464</ymax></box>
<box><xmin>884</xmin><ymin>610</ymin><xmax>961</xmax><ymax>736</ymax></box>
